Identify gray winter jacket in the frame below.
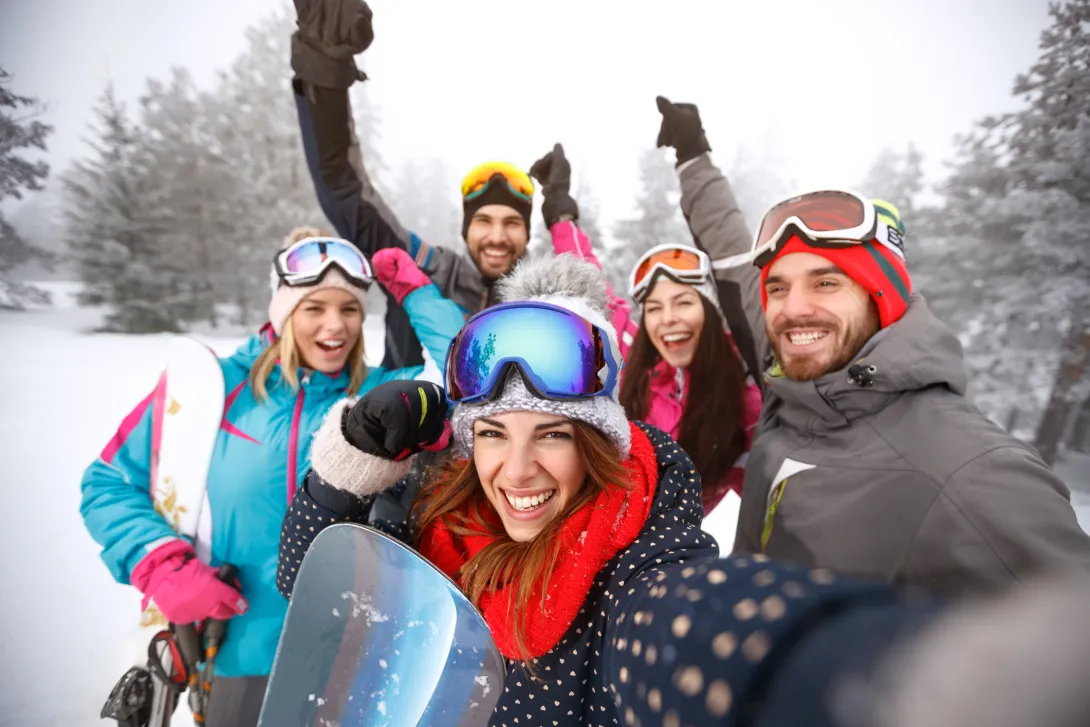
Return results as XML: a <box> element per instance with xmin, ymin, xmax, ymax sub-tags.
<box><xmin>678</xmin><ymin>153</ymin><xmax>1090</xmax><ymax>594</ymax></box>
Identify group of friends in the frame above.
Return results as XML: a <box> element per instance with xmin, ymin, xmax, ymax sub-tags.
<box><xmin>80</xmin><ymin>1</ymin><xmax>1090</xmax><ymax>726</ymax></box>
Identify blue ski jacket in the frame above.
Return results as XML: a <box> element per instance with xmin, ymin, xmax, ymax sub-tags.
<box><xmin>79</xmin><ymin>283</ymin><xmax>465</xmax><ymax>677</ymax></box>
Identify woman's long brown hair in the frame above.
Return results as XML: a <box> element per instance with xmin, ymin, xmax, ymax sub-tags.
<box><xmin>411</xmin><ymin>420</ymin><xmax>628</xmax><ymax>666</ymax></box>
<box><xmin>619</xmin><ymin>295</ymin><xmax>747</xmax><ymax>499</ymax></box>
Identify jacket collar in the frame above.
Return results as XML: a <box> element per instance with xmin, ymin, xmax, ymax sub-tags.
<box><xmin>230</xmin><ymin>329</ymin><xmax>354</xmax><ymax>398</ymax></box>
<box><xmin>764</xmin><ymin>295</ymin><xmax>968</xmax><ymax>429</ymax></box>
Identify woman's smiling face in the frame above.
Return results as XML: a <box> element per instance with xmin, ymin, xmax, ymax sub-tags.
<box><xmin>642</xmin><ymin>278</ymin><xmax>706</xmax><ymax>368</ymax></box>
<box><xmin>472</xmin><ymin>411</ymin><xmax>587</xmax><ymax>542</ymax></box>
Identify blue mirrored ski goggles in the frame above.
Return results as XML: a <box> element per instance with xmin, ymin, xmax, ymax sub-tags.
<box><xmin>444</xmin><ymin>301</ymin><xmax>622</xmax><ymax>404</ymax></box>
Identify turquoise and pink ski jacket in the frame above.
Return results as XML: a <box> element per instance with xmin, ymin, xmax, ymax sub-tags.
<box><xmin>79</xmin><ymin>283</ymin><xmax>464</xmax><ymax>677</ymax></box>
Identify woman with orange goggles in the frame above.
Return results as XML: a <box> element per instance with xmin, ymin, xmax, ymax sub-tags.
<box><xmin>530</xmin><ymin>144</ymin><xmax>761</xmax><ymax>516</ymax></box>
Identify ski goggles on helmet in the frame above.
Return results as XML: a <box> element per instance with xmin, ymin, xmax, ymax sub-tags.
<box><xmin>740</xmin><ymin>190</ymin><xmax>906</xmax><ymax>269</ymax></box>
<box><xmin>628</xmin><ymin>244</ymin><xmax>712</xmax><ymax>302</ymax></box>
<box><xmin>460</xmin><ymin>162</ymin><xmax>535</xmax><ymax>202</ymax></box>
<box><xmin>273</xmin><ymin>237</ymin><xmax>374</xmax><ymax>288</ymax></box>
<box><xmin>444</xmin><ymin>301</ymin><xmax>622</xmax><ymax>404</ymax></box>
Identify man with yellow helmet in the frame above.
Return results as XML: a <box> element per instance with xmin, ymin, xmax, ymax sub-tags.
<box><xmin>290</xmin><ymin>1</ymin><xmax>535</xmax><ymax>369</ymax></box>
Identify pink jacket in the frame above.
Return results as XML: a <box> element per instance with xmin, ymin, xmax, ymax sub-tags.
<box><xmin>550</xmin><ymin>221</ymin><xmax>762</xmax><ymax>510</ymax></box>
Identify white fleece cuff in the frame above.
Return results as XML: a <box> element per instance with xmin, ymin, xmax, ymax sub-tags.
<box><xmin>310</xmin><ymin>399</ymin><xmax>413</xmax><ymax>499</ymax></box>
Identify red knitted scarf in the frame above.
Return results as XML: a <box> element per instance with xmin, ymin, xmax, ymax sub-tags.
<box><xmin>419</xmin><ymin>423</ymin><xmax>658</xmax><ymax>659</ymax></box>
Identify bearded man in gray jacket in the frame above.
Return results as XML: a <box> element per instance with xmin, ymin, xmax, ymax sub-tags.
<box><xmin>654</xmin><ymin>96</ymin><xmax>1090</xmax><ymax>594</ymax></box>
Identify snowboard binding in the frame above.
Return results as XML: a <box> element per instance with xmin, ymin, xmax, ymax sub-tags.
<box><xmin>100</xmin><ymin>666</ymin><xmax>158</xmax><ymax>727</ymax></box>
<box><xmin>100</xmin><ymin>630</ymin><xmax>188</xmax><ymax>727</ymax></box>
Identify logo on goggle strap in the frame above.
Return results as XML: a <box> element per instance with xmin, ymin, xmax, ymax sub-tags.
<box><xmin>885</xmin><ymin>226</ymin><xmax>905</xmax><ymax>255</ymax></box>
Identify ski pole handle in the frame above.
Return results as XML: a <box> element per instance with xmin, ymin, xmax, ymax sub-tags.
<box><xmin>172</xmin><ymin>623</ymin><xmax>202</xmax><ymax>671</ymax></box>
<box><xmin>201</xmin><ymin>564</ymin><xmax>239</xmax><ymax>697</ymax></box>
<box><xmin>205</xmin><ymin>564</ymin><xmax>240</xmax><ymax>647</ymax></box>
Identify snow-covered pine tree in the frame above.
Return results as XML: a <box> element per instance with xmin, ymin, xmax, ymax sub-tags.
<box><xmin>609</xmin><ymin>148</ymin><xmax>691</xmax><ymax>294</ymax></box>
<box><xmin>0</xmin><ymin>68</ymin><xmax>54</xmax><ymax>309</ymax></box>
<box><xmin>390</xmin><ymin>156</ymin><xmax>460</xmax><ymax>250</ymax></box>
<box><xmin>722</xmin><ymin>141</ymin><xmax>797</xmax><ymax>238</ymax></box>
<box><xmin>64</xmin><ymin>84</ymin><xmax>185</xmax><ymax>332</ymax></box>
<box><xmin>206</xmin><ymin>6</ymin><xmax>331</xmax><ymax>325</ymax></box>
<box><xmin>934</xmin><ymin>0</ymin><xmax>1090</xmax><ymax>456</ymax></box>
<box><xmin>526</xmin><ymin>173</ymin><xmax>607</xmax><ymax>260</ymax></box>
<box><xmin>1006</xmin><ymin>0</ymin><xmax>1090</xmax><ymax>462</ymax></box>
<box><xmin>574</xmin><ymin>178</ymin><xmax>606</xmax><ymax>251</ymax></box>
<box><xmin>859</xmin><ymin>143</ymin><xmax>926</xmax><ymax>223</ymax></box>
<box><xmin>135</xmin><ymin>68</ymin><xmax>227</xmax><ymax>327</ymax></box>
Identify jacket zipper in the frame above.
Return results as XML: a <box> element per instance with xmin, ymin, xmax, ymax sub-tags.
<box><xmin>286</xmin><ymin>376</ymin><xmax>308</xmax><ymax>504</ymax></box>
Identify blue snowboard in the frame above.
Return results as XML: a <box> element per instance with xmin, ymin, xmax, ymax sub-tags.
<box><xmin>258</xmin><ymin>523</ymin><xmax>505</xmax><ymax>727</ymax></box>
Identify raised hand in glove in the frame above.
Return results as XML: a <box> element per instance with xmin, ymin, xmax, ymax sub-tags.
<box><xmin>292</xmin><ymin>0</ymin><xmax>375</xmax><ymax>89</ymax></box>
<box><xmin>371</xmin><ymin>248</ymin><xmax>431</xmax><ymax>305</ymax></box>
<box><xmin>655</xmin><ymin>96</ymin><xmax>711</xmax><ymax>166</ymax></box>
<box><xmin>343</xmin><ymin>380</ymin><xmax>449</xmax><ymax>461</ymax></box>
<box><xmin>529</xmin><ymin>143</ymin><xmax>580</xmax><ymax>229</ymax></box>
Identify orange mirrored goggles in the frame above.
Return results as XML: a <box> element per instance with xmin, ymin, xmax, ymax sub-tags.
<box><xmin>460</xmin><ymin>161</ymin><xmax>535</xmax><ymax>201</ymax></box>
<box><xmin>628</xmin><ymin>244</ymin><xmax>712</xmax><ymax>302</ymax></box>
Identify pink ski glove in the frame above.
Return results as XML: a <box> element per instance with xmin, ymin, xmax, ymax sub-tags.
<box><xmin>372</xmin><ymin>248</ymin><xmax>432</xmax><ymax>305</ymax></box>
<box><xmin>130</xmin><ymin>540</ymin><xmax>247</xmax><ymax>624</ymax></box>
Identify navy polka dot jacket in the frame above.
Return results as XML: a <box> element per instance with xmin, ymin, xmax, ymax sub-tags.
<box><xmin>279</xmin><ymin>423</ymin><xmax>936</xmax><ymax>726</ymax></box>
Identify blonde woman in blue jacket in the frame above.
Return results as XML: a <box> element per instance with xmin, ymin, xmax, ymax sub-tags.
<box><xmin>80</xmin><ymin>228</ymin><xmax>464</xmax><ymax>726</ymax></box>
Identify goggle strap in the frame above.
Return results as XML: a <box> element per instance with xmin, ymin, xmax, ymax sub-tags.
<box><xmin>464</xmin><ymin>175</ymin><xmax>532</xmax><ymax>203</ymax></box>
<box><xmin>711</xmin><ymin>249</ymin><xmax>762</xmax><ymax>270</ymax></box>
<box><xmin>277</xmin><ymin>259</ymin><xmax>374</xmax><ymax>289</ymax></box>
<box><xmin>873</xmin><ymin>221</ymin><xmax>907</xmax><ymax>261</ymax></box>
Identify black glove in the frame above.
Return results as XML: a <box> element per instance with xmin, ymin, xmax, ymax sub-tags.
<box><xmin>291</xmin><ymin>0</ymin><xmax>374</xmax><ymax>89</ymax></box>
<box><xmin>342</xmin><ymin>380</ymin><xmax>448</xmax><ymax>461</ymax></box>
<box><xmin>529</xmin><ymin>143</ymin><xmax>580</xmax><ymax>228</ymax></box>
<box><xmin>655</xmin><ymin>96</ymin><xmax>711</xmax><ymax>166</ymax></box>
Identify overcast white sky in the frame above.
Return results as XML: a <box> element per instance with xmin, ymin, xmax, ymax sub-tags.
<box><xmin>1</xmin><ymin>0</ymin><xmax>1052</xmax><ymax>228</ymax></box>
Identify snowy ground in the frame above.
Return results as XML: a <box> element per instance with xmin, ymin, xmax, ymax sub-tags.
<box><xmin>0</xmin><ymin>283</ymin><xmax>1087</xmax><ymax>727</ymax></box>
<box><xmin>0</xmin><ymin>283</ymin><xmax>389</xmax><ymax>727</ymax></box>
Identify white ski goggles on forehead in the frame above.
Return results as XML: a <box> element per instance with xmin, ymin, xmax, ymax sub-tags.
<box><xmin>272</xmin><ymin>237</ymin><xmax>374</xmax><ymax>288</ymax></box>
<box><xmin>628</xmin><ymin>244</ymin><xmax>712</xmax><ymax>302</ymax></box>
<box><xmin>709</xmin><ymin>190</ymin><xmax>906</xmax><ymax>271</ymax></box>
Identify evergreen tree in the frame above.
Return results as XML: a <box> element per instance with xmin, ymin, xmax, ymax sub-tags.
<box><xmin>390</xmin><ymin>156</ymin><xmax>460</xmax><ymax>249</ymax></box>
<box><xmin>609</xmin><ymin>148</ymin><xmax>691</xmax><ymax>292</ymax></box>
<box><xmin>723</xmin><ymin>142</ymin><xmax>797</xmax><ymax>237</ymax></box>
<box><xmin>135</xmin><ymin>68</ymin><xmax>226</xmax><ymax>326</ymax></box>
<box><xmin>527</xmin><ymin>175</ymin><xmax>606</xmax><ymax>259</ymax></box>
<box><xmin>933</xmin><ymin>0</ymin><xmax>1090</xmax><ymax>453</ymax></box>
<box><xmin>64</xmin><ymin>85</ymin><xmax>184</xmax><ymax>332</ymax></box>
<box><xmin>207</xmin><ymin>6</ymin><xmax>331</xmax><ymax>325</ymax></box>
<box><xmin>574</xmin><ymin>178</ymin><xmax>605</xmax><ymax>249</ymax></box>
<box><xmin>859</xmin><ymin>143</ymin><xmax>925</xmax><ymax>222</ymax></box>
<box><xmin>0</xmin><ymin>68</ymin><xmax>54</xmax><ymax>309</ymax></box>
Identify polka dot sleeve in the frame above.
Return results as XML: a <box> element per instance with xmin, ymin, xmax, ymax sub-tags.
<box><xmin>604</xmin><ymin>554</ymin><xmax>935</xmax><ymax>725</ymax></box>
<box><xmin>276</xmin><ymin>469</ymin><xmax>377</xmax><ymax>600</ymax></box>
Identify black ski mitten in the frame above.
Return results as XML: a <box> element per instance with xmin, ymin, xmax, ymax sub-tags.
<box><xmin>291</xmin><ymin>0</ymin><xmax>374</xmax><ymax>89</ymax></box>
<box><xmin>342</xmin><ymin>380</ymin><xmax>448</xmax><ymax>461</ymax></box>
<box><xmin>655</xmin><ymin>96</ymin><xmax>712</xmax><ymax>166</ymax></box>
<box><xmin>529</xmin><ymin>143</ymin><xmax>580</xmax><ymax>229</ymax></box>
